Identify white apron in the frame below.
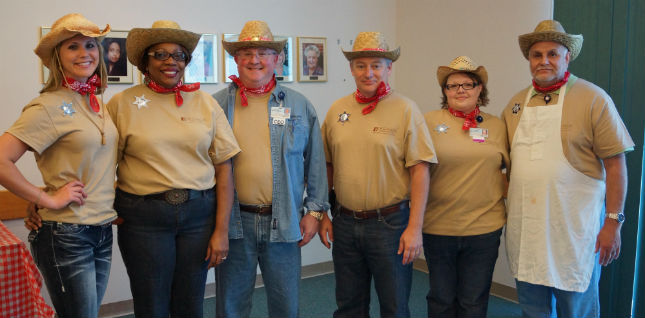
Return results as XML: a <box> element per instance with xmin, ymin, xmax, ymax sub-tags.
<box><xmin>505</xmin><ymin>85</ymin><xmax>605</xmax><ymax>292</ymax></box>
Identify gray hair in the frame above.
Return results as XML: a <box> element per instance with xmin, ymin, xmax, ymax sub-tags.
<box><xmin>304</xmin><ymin>44</ymin><xmax>320</xmax><ymax>57</ymax></box>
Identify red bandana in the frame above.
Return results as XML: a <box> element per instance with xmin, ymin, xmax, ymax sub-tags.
<box><xmin>228</xmin><ymin>75</ymin><xmax>276</xmax><ymax>106</ymax></box>
<box><xmin>448</xmin><ymin>106</ymin><xmax>481</xmax><ymax>131</ymax></box>
<box><xmin>532</xmin><ymin>71</ymin><xmax>570</xmax><ymax>93</ymax></box>
<box><xmin>145</xmin><ymin>76</ymin><xmax>200</xmax><ymax>107</ymax></box>
<box><xmin>355</xmin><ymin>82</ymin><xmax>391</xmax><ymax>115</ymax></box>
<box><xmin>63</xmin><ymin>74</ymin><xmax>102</xmax><ymax>112</ymax></box>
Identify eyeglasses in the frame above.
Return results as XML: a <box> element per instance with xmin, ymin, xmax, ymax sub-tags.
<box><xmin>445</xmin><ymin>82</ymin><xmax>479</xmax><ymax>91</ymax></box>
<box><xmin>237</xmin><ymin>50</ymin><xmax>277</xmax><ymax>60</ymax></box>
<box><xmin>148</xmin><ymin>50</ymin><xmax>189</xmax><ymax>62</ymax></box>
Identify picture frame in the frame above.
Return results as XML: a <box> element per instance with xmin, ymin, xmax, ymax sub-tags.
<box><xmin>274</xmin><ymin>36</ymin><xmax>294</xmax><ymax>82</ymax></box>
<box><xmin>297</xmin><ymin>37</ymin><xmax>327</xmax><ymax>82</ymax></box>
<box><xmin>185</xmin><ymin>33</ymin><xmax>218</xmax><ymax>84</ymax></box>
<box><xmin>222</xmin><ymin>33</ymin><xmax>238</xmax><ymax>83</ymax></box>
<box><xmin>40</xmin><ymin>27</ymin><xmax>51</xmax><ymax>84</ymax></box>
<box><xmin>101</xmin><ymin>31</ymin><xmax>134</xmax><ymax>84</ymax></box>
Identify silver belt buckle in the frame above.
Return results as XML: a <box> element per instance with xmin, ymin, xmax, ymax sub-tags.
<box><xmin>164</xmin><ymin>189</ymin><xmax>189</xmax><ymax>205</ymax></box>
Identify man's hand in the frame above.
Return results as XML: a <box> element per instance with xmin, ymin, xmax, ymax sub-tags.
<box><xmin>318</xmin><ymin>213</ymin><xmax>333</xmax><ymax>249</ymax></box>
<box><xmin>595</xmin><ymin>220</ymin><xmax>621</xmax><ymax>266</ymax></box>
<box><xmin>205</xmin><ymin>229</ymin><xmax>229</xmax><ymax>268</ymax></box>
<box><xmin>398</xmin><ymin>227</ymin><xmax>423</xmax><ymax>265</ymax></box>
<box><xmin>298</xmin><ymin>213</ymin><xmax>320</xmax><ymax>247</ymax></box>
<box><xmin>24</xmin><ymin>203</ymin><xmax>42</xmax><ymax>230</ymax></box>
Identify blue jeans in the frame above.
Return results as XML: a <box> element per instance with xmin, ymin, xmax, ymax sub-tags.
<box><xmin>115</xmin><ymin>188</ymin><xmax>215</xmax><ymax>318</ymax></box>
<box><xmin>332</xmin><ymin>206</ymin><xmax>412</xmax><ymax>318</ymax></box>
<box><xmin>516</xmin><ymin>261</ymin><xmax>601</xmax><ymax>318</ymax></box>
<box><xmin>29</xmin><ymin>221</ymin><xmax>112</xmax><ymax>318</ymax></box>
<box><xmin>423</xmin><ymin>228</ymin><xmax>502</xmax><ymax>318</ymax></box>
<box><xmin>215</xmin><ymin>211</ymin><xmax>301</xmax><ymax>318</ymax></box>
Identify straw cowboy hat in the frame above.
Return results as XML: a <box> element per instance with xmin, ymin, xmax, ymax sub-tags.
<box><xmin>126</xmin><ymin>20</ymin><xmax>201</xmax><ymax>71</ymax></box>
<box><xmin>342</xmin><ymin>32</ymin><xmax>400</xmax><ymax>62</ymax></box>
<box><xmin>222</xmin><ymin>20</ymin><xmax>286</xmax><ymax>56</ymax></box>
<box><xmin>518</xmin><ymin>20</ymin><xmax>583</xmax><ymax>60</ymax></box>
<box><xmin>436</xmin><ymin>56</ymin><xmax>488</xmax><ymax>87</ymax></box>
<box><xmin>35</xmin><ymin>13</ymin><xmax>110</xmax><ymax>69</ymax></box>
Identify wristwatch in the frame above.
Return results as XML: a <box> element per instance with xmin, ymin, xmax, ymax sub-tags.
<box><xmin>307</xmin><ymin>211</ymin><xmax>324</xmax><ymax>221</ymax></box>
<box><xmin>606</xmin><ymin>212</ymin><xmax>625</xmax><ymax>224</ymax></box>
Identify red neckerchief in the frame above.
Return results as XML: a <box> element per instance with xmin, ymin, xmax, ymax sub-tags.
<box><xmin>448</xmin><ymin>106</ymin><xmax>480</xmax><ymax>131</ymax></box>
<box><xmin>532</xmin><ymin>71</ymin><xmax>570</xmax><ymax>93</ymax></box>
<box><xmin>355</xmin><ymin>82</ymin><xmax>391</xmax><ymax>115</ymax></box>
<box><xmin>63</xmin><ymin>74</ymin><xmax>102</xmax><ymax>112</ymax></box>
<box><xmin>228</xmin><ymin>75</ymin><xmax>276</xmax><ymax>106</ymax></box>
<box><xmin>145</xmin><ymin>75</ymin><xmax>200</xmax><ymax>107</ymax></box>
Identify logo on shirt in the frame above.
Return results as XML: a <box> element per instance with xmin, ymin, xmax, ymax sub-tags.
<box><xmin>372</xmin><ymin>126</ymin><xmax>397</xmax><ymax>136</ymax></box>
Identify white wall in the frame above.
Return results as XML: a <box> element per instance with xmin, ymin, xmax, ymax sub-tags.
<box><xmin>395</xmin><ymin>0</ymin><xmax>553</xmax><ymax>288</ymax></box>
<box><xmin>0</xmin><ymin>0</ymin><xmax>550</xmax><ymax>307</ymax></box>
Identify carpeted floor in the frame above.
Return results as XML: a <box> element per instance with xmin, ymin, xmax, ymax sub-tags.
<box><xmin>118</xmin><ymin>270</ymin><xmax>522</xmax><ymax>317</ymax></box>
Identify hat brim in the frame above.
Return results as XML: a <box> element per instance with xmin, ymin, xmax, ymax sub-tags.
<box><xmin>35</xmin><ymin>27</ymin><xmax>111</xmax><ymax>69</ymax></box>
<box><xmin>436</xmin><ymin>65</ymin><xmax>488</xmax><ymax>87</ymax></box>
<box><xmin>518</xmin><ymin>31</ymin><xmax>583</xmax><ymax>60</ymax></box>
<box><xmin>222</xmin><ymin>40</ymin><xmax>287</xmax><ymax>56</ymax></box>
<box><xmin>342</xmin><ymin>47</ymin><xmax>400</xmax><ymax>62</ymax></box>
<box><xmin>126</xmin><ymin>27</ymin><xmax>201</xmax><ymax>72</ymax></box>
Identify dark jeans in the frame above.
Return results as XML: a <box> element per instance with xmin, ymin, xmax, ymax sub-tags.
<box><xmin>423</xmin><ymin>228</ymin><xmax>503</xmax><ymax>318</ymax></box>
<box><xmin>332</xmin><ymin>206</ymin><xmax>412</xmax><ymax>318</ymax></box>
<box><xmin>29</xmin><ymin>221</ymin><xmax>113</xmax><ymax>318</ymax></box>
<box><xmin>115</xmin><ymin>188</ymin><xmax>215</xmax><ymax>318</ymax></box>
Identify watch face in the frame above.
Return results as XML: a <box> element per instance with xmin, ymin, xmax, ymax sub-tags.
<box><xmin>617</xmin><ymin>213</ymin><xmax>625</xmax><ymax>223</ymax></box>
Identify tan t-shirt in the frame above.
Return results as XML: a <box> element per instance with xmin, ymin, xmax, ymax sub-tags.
<box><xmin>7</xmin><ymin>88</ymin><xmax>118</xmax><ymax>225</ymax></box>
<box><xmin>322</xmin><ymin>91</ymin><xmax>437</xmax><ymax>211</ymax></box>
<box><xmin>106</xmin><ymin>84</ymin><xmax>240</xmax><ymax>195</ymax></box>
<box><xmin>423</xmin><ymin>109</ymin><xmax>508</xmax><ymax>236</ymax></box>
<box><xmin>232</xmin><ymin>90</ymin><xmax>273</xmax><ymax>204</ymax></box>
<box><xmin>502</xmin><ymin>76</ymin><xmax>634</xmax><ymax>180</ymax></box>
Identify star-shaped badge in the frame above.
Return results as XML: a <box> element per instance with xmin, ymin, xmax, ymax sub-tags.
<box><xmin>338</xmin><ymin>111</ymin><xmax>350</xmax><ymax>124</ymax></box>
<box><xmin>434</xmin><ymin>123</ymin><xmax>449</xmax><ymax>134</ymax></box>
<box><xmin>512</xmin><ymin>103</ymin><xmax>520</xmax><ymax>114</ymax></box>
<box><xmin>60</xmin><ymin>101</ymin><xmax>75</xmax><ymax>116</ymax></box>
<box><xmin>133</xmin><ymin>95</ymin><xmax>150</xmax><ymax>109</ymax></box>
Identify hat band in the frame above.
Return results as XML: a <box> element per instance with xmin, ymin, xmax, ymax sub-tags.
<box><xmin>240</xmin><ymin>36</ymin><xmax>272</xmax><ymax>42</ymax></box>
<box><xmin>360</xmin><ymin>48</ymin><xmax>386</xmax><ymax>52</ymax></box>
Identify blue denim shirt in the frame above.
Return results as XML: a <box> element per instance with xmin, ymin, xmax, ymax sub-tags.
<box><xmin>213</xmin><ymin>83</ymin><xmax>329</xmax><ymax>242</ymax></box>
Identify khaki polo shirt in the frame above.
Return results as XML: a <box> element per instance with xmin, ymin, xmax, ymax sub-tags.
<box><xmin>232</xmin><ymin>90</ymin><xmax>273</xmax><ymax>205</ymax></box>
<box><xmin>502</xmin><ymin>76</ymin><xmax>634</xmax><ymax>180</ymax></box>
<box><xmin>322</xmin><ymin>91</ymin><xmax>437</xmax><ymax>211</ymax></box>
<box><xmin>7</xmin><ymin>88</ymin><xmax>118</xmax><ymax>225</ymax></box>
<box><xmin>106</xmin><ymin>84</ymin><xmax>240</xmax><ymax>195</ymax></box>
<box><xmin>423</xmin><ymin>109</ymin><xmax>508</xmax><ymax>236</ymax></box>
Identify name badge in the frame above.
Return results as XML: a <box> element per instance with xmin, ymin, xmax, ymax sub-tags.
<box><xmin>469</xmin><ymin>127</ymin><xmax>488</xmax><ymax>143</ymax></box>
<box><xmin>271</xmin><ymin>107</ymin><xmax>291</xmax><ymax>126</ymax></box>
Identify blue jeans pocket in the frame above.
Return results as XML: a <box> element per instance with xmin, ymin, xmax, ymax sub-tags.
<box><xmin>54</xmin><ymin>223</ymin><xmax>86</xmax><ymax>235</ymax></box>
<box><xmin>379</xmin><ymin>211</ymin><xmax>409</xmax><ymax>230</ymax></box>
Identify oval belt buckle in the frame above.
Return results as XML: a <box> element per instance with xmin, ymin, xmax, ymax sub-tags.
<box><xmin>164</xmin><ymin>189</ymin><xmax>189</xmax><ymax>205</ymax></box>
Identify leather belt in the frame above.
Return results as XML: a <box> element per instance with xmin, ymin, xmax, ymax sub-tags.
<box><xmin>239</xmin><ymin>204</ymin><xmax>273</xmax><ymax>215</ymax></box>
<box><xmin>340</xmin><ymin>200</ymin><xmax>408</xmax><ymax>219</ymax></box>
<box><xmin>142</xmin><ymin>188</ymin><xmax>212</xmax><ymax>205</ymax></box>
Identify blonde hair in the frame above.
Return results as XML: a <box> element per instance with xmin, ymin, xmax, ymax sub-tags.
<box><xmin>40</xmin><ymin>37</ymin><xmax>108</xmax><ymax>94</ymax></box>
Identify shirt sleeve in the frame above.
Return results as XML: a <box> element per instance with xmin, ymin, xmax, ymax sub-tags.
<box><xmin>404</xmin><ymin>106</ymin><xmax>437</xmax><ymax>167</ymax></box>
<box><xmin>6</xmin><ymin>104</ymin><xmax>59</xmax><ymax>155</ymax></box>
<box><xmin>209</xmin><ymin>106</ymin><xmax>241</xmax><ymax>164</ymax></box>
<box><xmin>591</xmin><ymin>97</ymin><xmax>635</xmax><ymax>159</ymax></box>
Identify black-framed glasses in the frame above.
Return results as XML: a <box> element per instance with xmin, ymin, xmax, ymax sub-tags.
<box><xmin>148</xmin><ymin>50</ymin><xmax>189</xmax><ymax>62</ymax></box>
<box><xmin>445</xmin><ymin>82</ymin><xmax>479</xmax><ymax>91</ymax></box>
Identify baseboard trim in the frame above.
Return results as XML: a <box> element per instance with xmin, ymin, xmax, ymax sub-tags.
<box><xmin>99</xmin><ymin>259</ymin><xmax>517</xmax><ymax>317</ymax></box>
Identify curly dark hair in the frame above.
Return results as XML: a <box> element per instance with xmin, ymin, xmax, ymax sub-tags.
<box><xmin>440</xmin><ymin>72</ymin><xmax>489</xmax><ymax>109</ymax></box>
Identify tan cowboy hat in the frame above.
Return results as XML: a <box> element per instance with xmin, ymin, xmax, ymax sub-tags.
<box><xmin>342</xmin><ymin>32</ymin><xmax>400</xmax><ymax>62</ymax></box>
<box><xmin>518</xmin><ymin>20</ymin><xmax>583</xmax><ymax>60</ymax></box>
<box><xmin>222</xmin><ymin>20</ymin><xmax>286</xmax><ymax>56</ymax></box>
<box><xmin>35</xmin><ymin>13</ymin><xmax>110</xmax><ymax>69</ymax></box>
<box><xmin>126</xmin><ymin>20</ymin><xmax>201</xmax><ymax>71</ymax></box>
<box><xmin>436</xmin><ymin>56</ymin><xmax>488</xmax><ymax>87</ymax></box>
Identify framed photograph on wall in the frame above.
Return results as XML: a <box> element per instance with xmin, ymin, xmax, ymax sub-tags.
<box><xmin>222</xmin><ymin>33</ymin><xmax>238</xmax><ymax>83</ymax></box>
<box><xmin>274</xmin><ymin>36</ymin><xmax>293</xmax><ymax>82</ymax></box>
<box><xmin>101</xmin><ymin>31</ymin><xmax>134</xmax><ymax>84</ymax></box>
<box><xmin>40</xmin><ymin>27</ymin><xmax>51</xmax><ymax>83</ymax></box>
<box><xmin>185</xmin><ymin>33</ymin><xmax>217</xmax><ymax>84</ymax></box>
<box><xmin>297</xmin><ymin>37</ymin><xmax>327</xmax><ymax>82</ymax></box>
